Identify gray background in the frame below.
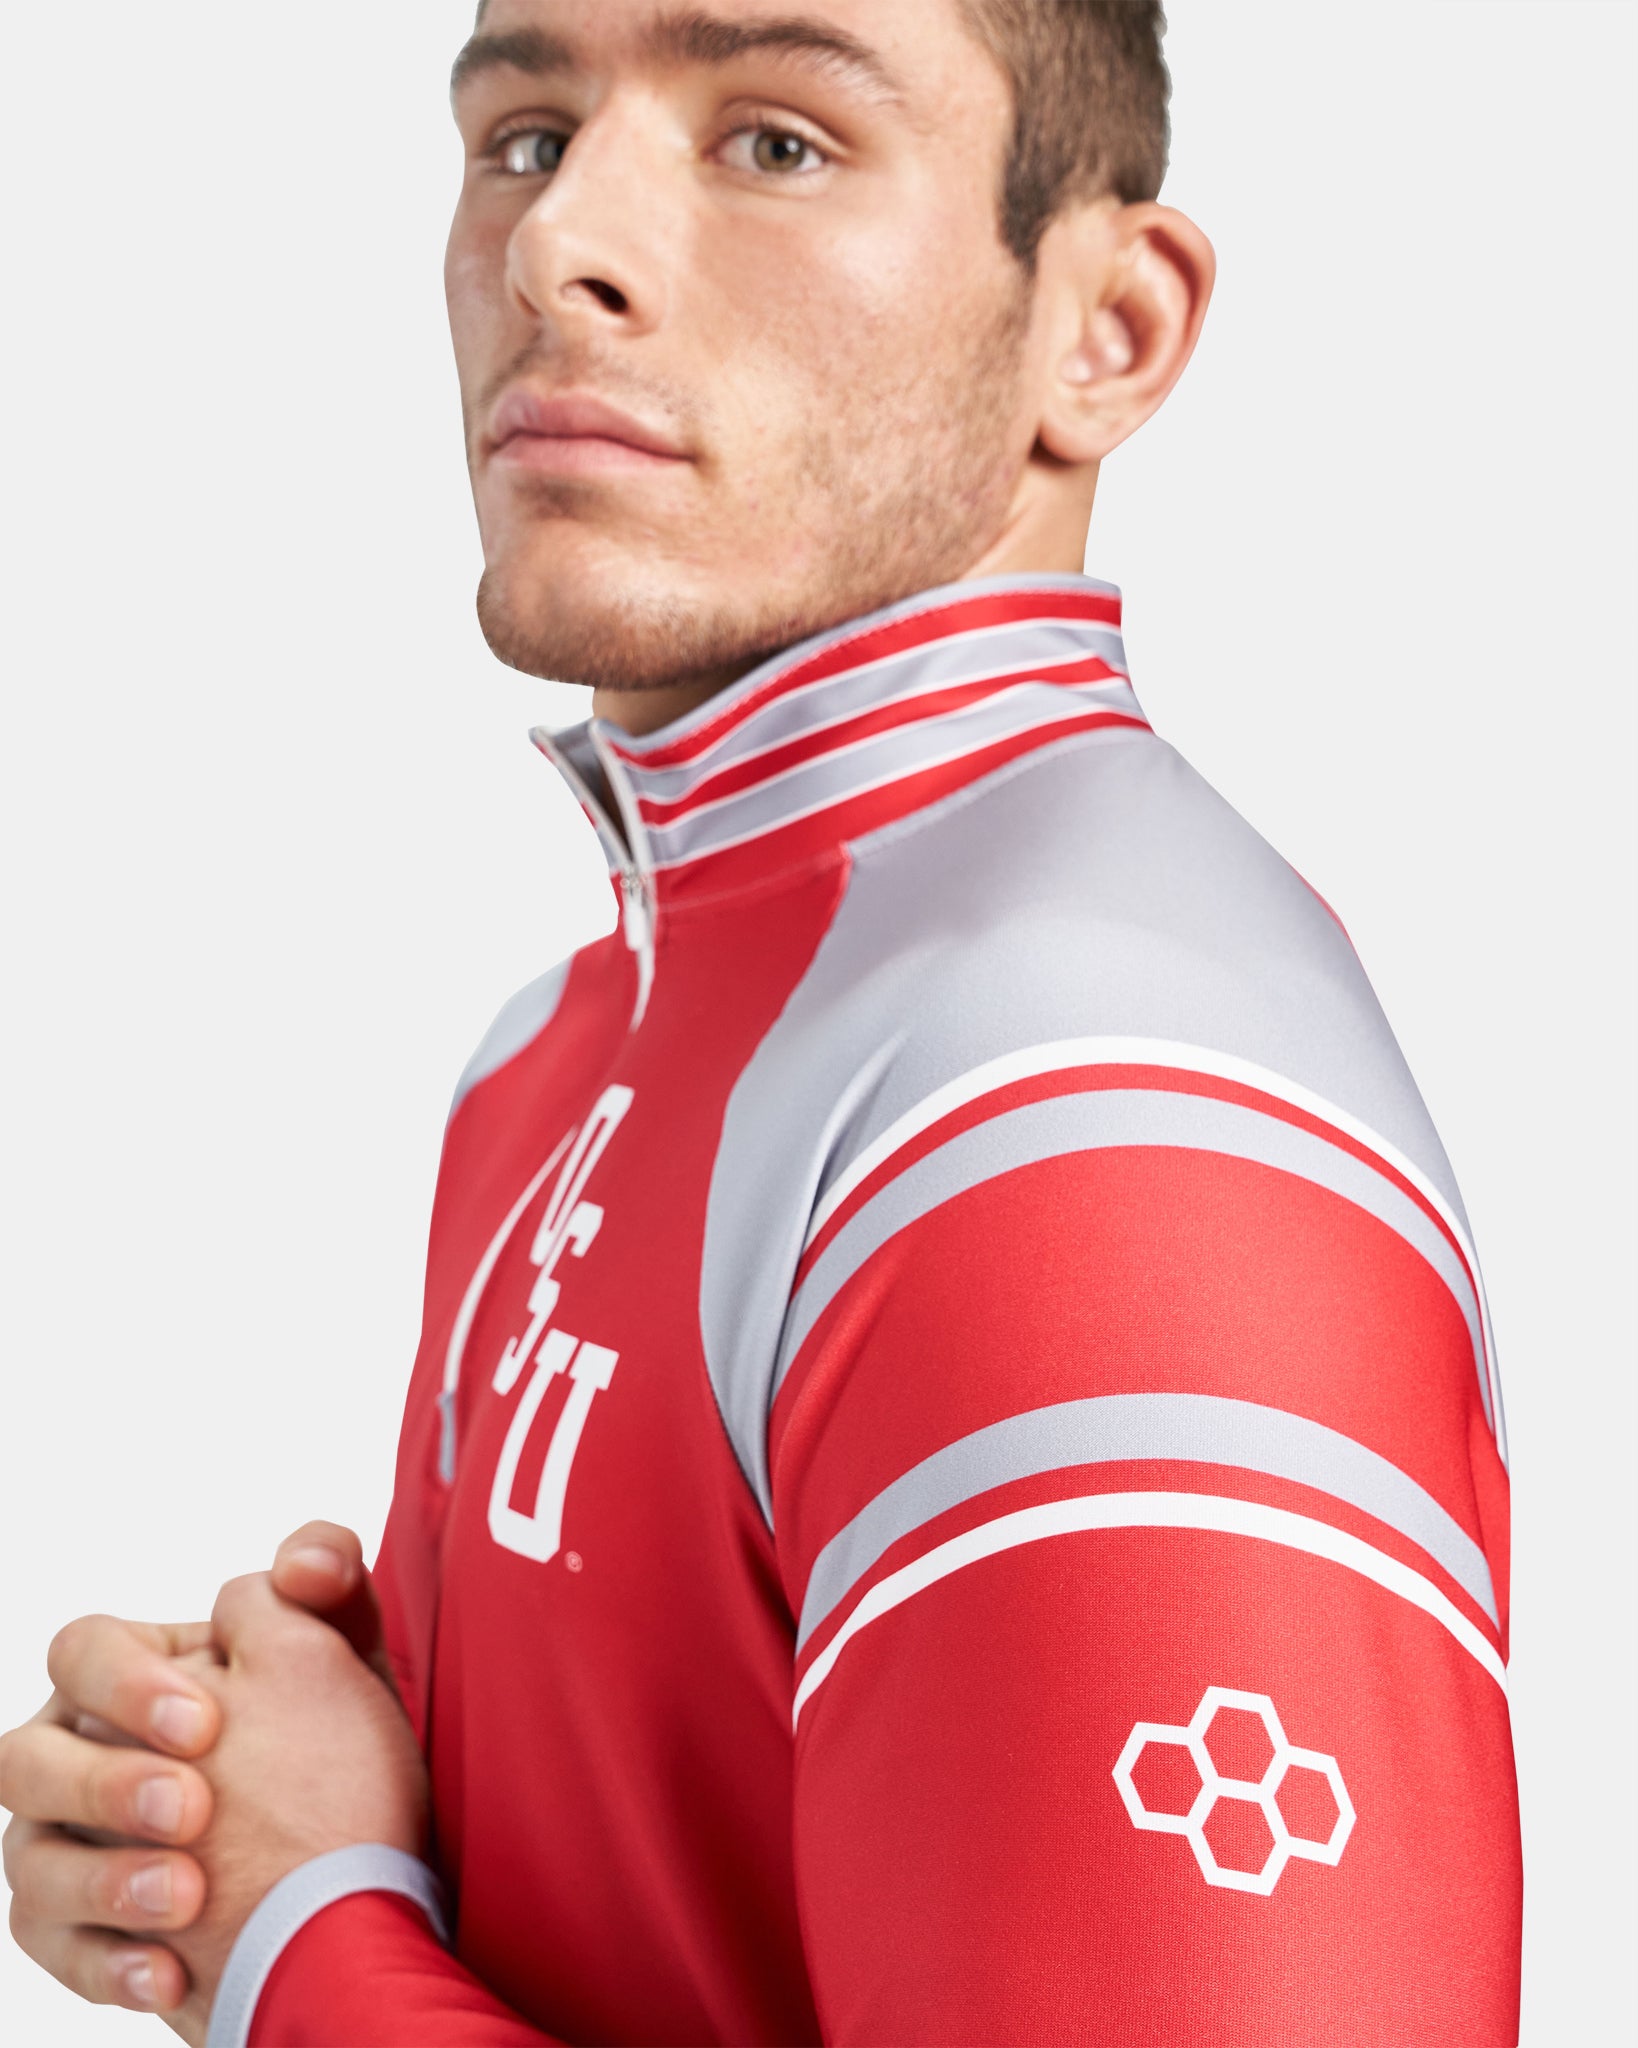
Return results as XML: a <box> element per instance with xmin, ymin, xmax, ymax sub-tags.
<box><xmin>1</xmin><ymin>2</ymin><xmax>1632</xmax><ymax>2039</ymax></box>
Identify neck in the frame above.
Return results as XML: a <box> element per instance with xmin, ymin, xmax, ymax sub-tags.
<box><xmin>590</xmin><ymin>464</ymin><xmax>1100</xmax><ymax>739</ymax></box>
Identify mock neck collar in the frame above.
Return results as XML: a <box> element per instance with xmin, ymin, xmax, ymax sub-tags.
<box><xmin>533</xmin><ymin>572</ymin><xmax>1146</xmax><ymax>901</ymax></box>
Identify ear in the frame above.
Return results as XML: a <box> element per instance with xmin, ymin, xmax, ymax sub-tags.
<box><xmin>1033</xmin><ymin>200</ymin><xmax>1216</xmax><ymax>466</ymax></box>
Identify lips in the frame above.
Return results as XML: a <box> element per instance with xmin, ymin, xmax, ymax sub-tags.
<box><xmin>486</xmin><ymin>388</ymin><xmax>690</xmax><ymax>465</ymax></box>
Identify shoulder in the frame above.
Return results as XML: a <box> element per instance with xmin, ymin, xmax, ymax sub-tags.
<box><xmin>783</xmin><ymin>728</ymin><xmax>1460</xmax><ymax>1220</ymax></box>
<box><xmin>446</xmin><ymin>956</ymin><xmax>576</xmax><ymax>1122</ymax></box>
<box><xmin>702</xmin><ymin>728</ymin><xmax>1476</xmax><ymax>1517</ymax></box>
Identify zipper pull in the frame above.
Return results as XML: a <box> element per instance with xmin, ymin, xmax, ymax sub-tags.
<box><xmin>620</xmin><ymin>867</ymin><xmax>657</xmax><ymax>1030</ymax></box>
<box><xmin>620</xmin><ymin>867</ymin><xmax>651</xmax><ymax>955</ymax></box>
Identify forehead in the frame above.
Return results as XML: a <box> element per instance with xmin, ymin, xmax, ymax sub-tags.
<box><xmin>462</xmin><ymin>0</ymin><xmax>990</xmax><ymax>102</ymax></box>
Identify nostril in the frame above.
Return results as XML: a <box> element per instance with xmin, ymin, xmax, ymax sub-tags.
<box><xmin>572</xmin><ymin>277</ymin><xmax>629</xmax><ymax>315</ymax></box>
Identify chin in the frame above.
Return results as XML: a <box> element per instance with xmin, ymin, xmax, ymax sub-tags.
<box><xmin>472</xmin><ymin>471</ymin><xmax>1013</xmax><ymax>698</ymax></box>
<box><xmin>475</xmin><ymin>529</ymin><xmax>778</xmax><ymax>696</ymax></box>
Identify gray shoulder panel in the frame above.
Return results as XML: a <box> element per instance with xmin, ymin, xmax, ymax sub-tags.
<box><xmin>448</xmin><ymin>958</ymin><xmax>572</xmax><ymax>1120</ymax></box>
<box><xmin>701</xmin><ymin>726</ymin><xmax>1470</xmax><ymax>1522</ymax></box>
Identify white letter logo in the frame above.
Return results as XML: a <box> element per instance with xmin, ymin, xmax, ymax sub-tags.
<box><xmin>487</xmin><ymin>1085</ymin><xmax>632</xmax><ymax>1563</ymax></box>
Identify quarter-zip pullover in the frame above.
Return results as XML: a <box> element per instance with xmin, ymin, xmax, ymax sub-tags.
<box><xmin>209</xmin><ymin>574</ymin><xmax>1521</xmax><ymax>2048</ymax></box>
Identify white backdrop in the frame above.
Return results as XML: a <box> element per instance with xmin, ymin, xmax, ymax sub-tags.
<box><xmin>1</xmin><ymin>3</ymin><xmax>1632</xmax><ymax>2040</ymax></box>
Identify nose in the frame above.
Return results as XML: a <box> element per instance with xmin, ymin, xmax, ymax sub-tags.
<box><xmin>505</xmin><ymin>97</ymin><xmax>673</xmax><ymax>340</ymax></box>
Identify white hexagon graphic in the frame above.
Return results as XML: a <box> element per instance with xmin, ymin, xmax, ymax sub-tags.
<box><xmin>1112</xmin><ymin>1686</ymin><xmax>1355</xmax><ymax>1895</ymax></box>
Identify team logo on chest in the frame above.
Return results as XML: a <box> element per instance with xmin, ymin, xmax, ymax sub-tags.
<box><xmin>484</xmin><ymin>1083</ymin><xmax>633</xmax><ymax>1564</ymax></box>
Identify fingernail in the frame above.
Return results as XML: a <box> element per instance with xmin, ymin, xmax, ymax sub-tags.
<box><xmin>118</xmin><ymin>1956</ymin><xmax>158</xmax><ymax>2008</ymax></box>
<box><xmin>127</xmin><ymin>1862</ymin><xmax>172</xmax><ymax>1916</ymax></box>
<box><xmin>134</xmin><ymin>1776</ymin><xmax>184</xmax><ymax>1838</ymax></box>
<box><xmin>288</xmin><ymin>1543</ymin><xmax>350</xmax><ymax>1581</ymax></box>
<box><xmin>150</xmin><ymin>1693</ymin><xmax>206</xmax><ymax>1749</ymax></box>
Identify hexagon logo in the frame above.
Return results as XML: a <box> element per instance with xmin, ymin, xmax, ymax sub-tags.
<box><xmin>1112</xmin><ymin>1686</ymin><xmax>1354</xmax><ymax>1895</ymax></box>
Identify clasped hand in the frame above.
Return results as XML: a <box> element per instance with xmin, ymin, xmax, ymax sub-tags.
<box><xmin>0</xmin><ymin>1524</ymin><xmax>427</xmax><ymax>2044</ymax></box>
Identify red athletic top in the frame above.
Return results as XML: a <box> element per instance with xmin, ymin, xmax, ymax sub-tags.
<box><xmin>211</xmin><ymin>575</ymin><xmax>1521</xmax><ymax>2048</ymax></box>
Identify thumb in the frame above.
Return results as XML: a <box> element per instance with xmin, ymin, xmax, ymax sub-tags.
<box><xmin>270</xmin><ymin>1522</ymin><xmax>392</xmax><ymax>1685</ymax></box>
<box><xmin>271</xmin><ymin>1521</ymin><xmax>365</xmax><ymax>1611</ymax></box>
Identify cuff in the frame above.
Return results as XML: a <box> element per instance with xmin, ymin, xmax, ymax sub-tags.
<box><xmin>204</xmin><ymin>1844</ymin><xmax>447</xmax><ymax>2048</ymax></box>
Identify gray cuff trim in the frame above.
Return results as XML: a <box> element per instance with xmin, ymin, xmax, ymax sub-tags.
<box><xmin>205</xmin><ymin>1844</ymin><xmax>447</xmax><ymax>2048</ymax></box>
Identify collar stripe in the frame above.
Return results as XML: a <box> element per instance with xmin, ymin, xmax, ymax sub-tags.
<box><xmin>647</xmin><ymin>697</ymin><xmax>1146</xmax><ymax>871</ymax></box>
<box><xmin>541</xmin><ymin>576</ymin><xmax>1148</xmax><ymax>888</ymax></box>
<box><xmin>633</xmin><ymin>657</ymin><xmax>1135</xmax><ymax>829</ymax></box>
<box><xmin>607</xmin><ymin>583</ymin><xmax>1124</xmax><ymax>774</ymax></box>
<box><xmin>613</xmin><ymin>625</ymin><xmax>1127</xmax><ymax>803</ymax></box>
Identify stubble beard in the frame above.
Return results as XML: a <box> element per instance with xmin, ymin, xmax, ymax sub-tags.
<box><xmin>473</xmin><ymin>281</ymin><xmax>1035</xmax><ymax>698</ymax></box>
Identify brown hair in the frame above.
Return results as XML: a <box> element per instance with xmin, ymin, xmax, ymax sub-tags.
<box><xmin>959</xmin><ymin>0</ymin><xmax>1171</xmax><ymax>265</ymax></box>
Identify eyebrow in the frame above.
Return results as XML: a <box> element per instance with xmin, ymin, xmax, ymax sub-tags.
<box><xmin>645</xmin><ymin>10</ymin><xmax>904</xmax><ymax>101</ymax></box>
<box><xmin>451</xmin><ymin>28</ymin><xmax>572</xmax><ymax>99</ymax></box>
<box><xmin>451</xmin><ymin>9</ymin><xmax>905</xmax><ymax>107</ymax></box>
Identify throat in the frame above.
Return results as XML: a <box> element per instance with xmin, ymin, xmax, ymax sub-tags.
<box><xmin>591</xmin><ymin>668</ymin><xmax>751</xmax><ymax>739</ymax></box>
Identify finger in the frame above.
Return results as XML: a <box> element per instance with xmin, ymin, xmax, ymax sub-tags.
<box><xmin>45</xmin><ymin>1616</ymin><xmax>220</xmax><ymax>1757</ymax></box>
<box><xmin>209</xmin><ymin>1571</ymin><xmax>403</xmax><ymax>1726</ymax></box>
<box><xmin>4</xmin><ymin>1820</ymin><xmax>206</xmax><ymax>1934</ymax></box>
<box><xmin>271</xmin><ymin>1523</ymin><xmax>389</xmax><ymax>1674</ymax></box>
<box><xmin>169</xmin><ymin>1646</ymin><xmax>223</xmax><ymax>1680</ymax></box>
<box><xmin>208</xmin><ymin>1571</ymin><xmax>287</xmax><ymax>1661</ymax></box>
<box><xmin>72</xmin><ymin>1684</ymin><xmax>221</xmax><ymax>1750</ymax></box>
<box><xmin>0</xmin><ymin>1722</ymin><xmax>211</xmax><ymax>1843</ymax></box>
<box><xmin>7</xmin><ymin>1900</ymin><xmax>189</xmax><ymax>2015</ymax></box>
<box><xmin>271</xmin><ymin>1521</ymin><xmax>364</xmax><ymax>1608</ymax></box>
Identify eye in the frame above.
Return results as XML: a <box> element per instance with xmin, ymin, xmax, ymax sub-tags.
<box><xmin>494</xmin><ymin>128</ymin><xmax>569</xmax><ymax>178</ymax></box>
<box><xmin>722</xmin><ymin>126</ymin><xmax>828</xmax><ymax>177</ymax></box>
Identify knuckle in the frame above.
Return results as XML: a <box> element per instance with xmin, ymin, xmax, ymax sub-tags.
<box><xmin>8</xmin><ymin>1898</ymin><xmax>53</xmax><ymax>1976</ymax></box>
<box><xmin>77</xmin><ymin>1747</ymin><xmax>120</xmax><ymax>1834</ymax></box>
<box><xmin>46</xmin><ymin>1613</ymin><xmax>99</xmax><ymax>1674</ymax></box>
<box><xmin>0</xmin><ymin>1727</ymin><xmax>41</xmax><ymax>1815</ymax></box>
<box><xmin>287</xmin><ymin>1615</ymin><xmax>350</xmax><ymax>1673</ymax></box>
<box><xmin>87</xmin><ymin>1854</ymin><xmax>126</xmax><ymax>1918</ymax></box>
<box><xmin>211</xmin><ymin>1571</ymin><xmax>260</xmax><ymax>1631</ymax></box>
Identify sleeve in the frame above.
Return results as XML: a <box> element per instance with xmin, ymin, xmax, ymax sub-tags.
<box><xmin>771</xmin><ymin>1057</ymin><xmax>1521</xmax><ymax>2047</ymax></box>
<box><xmin>217</xmin><ymin>965</ymin><xmax>596</xmax><ymax>2048</ymax></box>
<box><xmin>218</xmin><ymin>1850</ymin><xmax>562</xmax><ymax>2048</ymax></box>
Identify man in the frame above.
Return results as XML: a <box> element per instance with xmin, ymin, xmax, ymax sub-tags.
<box><xmin>0</xmin><ymin>0</ymin><xmax>1523</xmax><ymax>2041</ymax></box>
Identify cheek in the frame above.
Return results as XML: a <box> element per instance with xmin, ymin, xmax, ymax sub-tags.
<box><xmin>688</xmin><ymin>212</ymin><xmax>977</xmax><ymax>444</ymax></box>
<box><xmin>444</xmin><ymin>213</ymin><xmax>514</xmax><ymax>365</ymax></box>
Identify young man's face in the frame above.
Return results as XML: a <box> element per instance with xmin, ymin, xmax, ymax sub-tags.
<box><xmin>447</xmin><ymin>0</ymin><xmax>1051</xmax><ymax>696</ymax></box>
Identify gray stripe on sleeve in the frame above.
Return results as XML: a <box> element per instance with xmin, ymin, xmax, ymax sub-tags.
<box><xmin>774</xmin><ymin>1088</ymin><xmax>1488</xmax><ymax>1418</ymax></box>
<box><xmin>795</xmin><ymin>1391</ymin><xmax>1497</xmax><ymax>1650</ymax></box>
<box><xmin>205</xmin><ymin>1844</ymin><xmax>446</xmax><ymax>2048</ymax></box>
<box><xmin>449</xmin><ymin>958</ymin><xmax>571</xmax><ymax>1119</ymax></box>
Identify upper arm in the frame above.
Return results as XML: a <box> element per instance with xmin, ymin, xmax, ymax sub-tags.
<box><xmin>773</xmin><ymin>1053</ymin><xmax>1519</xmax><ymax>2046</ymax></box>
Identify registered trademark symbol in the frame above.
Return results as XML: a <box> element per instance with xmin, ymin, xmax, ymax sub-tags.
<box><xmin>564</xmin><ymin>1550</ymin><xmax>584</xmax><ymax>1573</ymax></box>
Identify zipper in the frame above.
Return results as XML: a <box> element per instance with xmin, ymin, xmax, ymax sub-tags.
<box><xmin>588</xmin><ymin>726</ymin><xmax>658</xmax><ymax>1031</ymax></box>
<box><xmin>531</xmin><ymin>724</ymin><xmax>658</xmax><ymax>1031</ymax></box>
<box><xmin>617</xmin><ymin>864</ymin><xmax>656</xmax><ymax>1027</ymax></box>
